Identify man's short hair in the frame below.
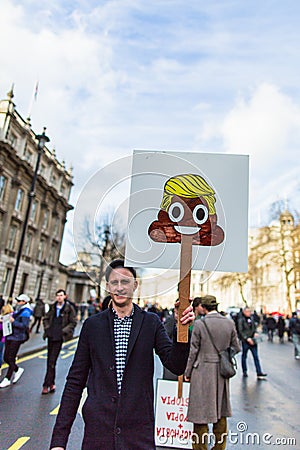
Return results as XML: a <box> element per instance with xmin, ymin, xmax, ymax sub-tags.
<box><xmin>56</xmin><ymin>289</ymin><xmax>66</xmax><ymax>296</ymax></box>
<box><xmin>105</xmin><ymin>259</ymin><xmax>137</xmax><ymax>281</ymax></box>
<box><xmin>192</xmin><ymin>297</ymin><xmax>202</xmax><ymax>311</ymax></box>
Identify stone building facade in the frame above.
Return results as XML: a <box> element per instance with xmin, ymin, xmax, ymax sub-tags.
<box><xmin>209</xmin><ymin>210</ymin><xmax>299</xmax><ymax>314</ymax></box>
<box><xmin>0</xmin><ymin>87</ymin><xmax>73</xmax><ymax>301</ymax></box>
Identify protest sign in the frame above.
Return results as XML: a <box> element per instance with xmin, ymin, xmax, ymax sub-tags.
<box><xmin>2</xmin><ymin>314</ymin><xmax>13</xmax><ymax>336</ymax></box>
<box><xmin>155</xmin><ymin>379</ymin><xmax>193</xmax><ymax>449</ymax></box>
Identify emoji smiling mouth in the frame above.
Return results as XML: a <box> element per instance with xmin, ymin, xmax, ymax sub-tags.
<box><xmin>174</xmin><ymin>225</ymin><xmax>199</xmax><ymax>235</ymax></box>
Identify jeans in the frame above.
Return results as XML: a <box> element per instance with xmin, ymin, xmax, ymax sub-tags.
<box><xmin>3</xmin><ymin>340</ymin><xmax>22</xmax><ymax>380</ymax></box>
<box><xmin>241</xmin><ymin>341</ymin><xmax>263</xmax><ymax>374</ymax></box>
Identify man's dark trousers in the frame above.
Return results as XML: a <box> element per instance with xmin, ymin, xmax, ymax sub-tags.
<box><xmin>43</xmin><ymin>338</ymin><xmax>63</xmax><ymax>387</ymax></box>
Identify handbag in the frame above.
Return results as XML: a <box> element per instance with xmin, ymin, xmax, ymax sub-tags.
<box><xmin>203</xmin><ymin>321</ymin><xmax>237</xmax><ymax>379</ymax></box>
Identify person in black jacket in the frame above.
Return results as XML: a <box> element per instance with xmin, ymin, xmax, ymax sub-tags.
<box><xmin>265</xmin><ymin>314</ymin><xmax>277</xmax><ymax>342</ymax></box>
<box><xmin>49</xmin><ymin>259</ymin><xmax>194</xmax><ymax>450</ymax></box>
<box><xmin>30</xmin><ymin>298</ymin><xmax>46</xmax><ymax>333</ymax></box>
<box><xmin>238</xmin><ymin>307</ymin><xmax>267</xmax><ymax>379</ymax></box>
<box><xmin>289</xmin><ymin>312</ymin><xmax>300</xmax><ymax>359</ymax></box>
<box><xmin>41</xmin><ymin>289</ymin><xmax>76</xmax><ymax>395</ymax></box>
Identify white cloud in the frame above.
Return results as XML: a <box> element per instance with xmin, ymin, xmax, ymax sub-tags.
<box><xmin>1</xmin><ymin>1</ymin><xmax>300</xmax><ymax>263</ymax></box>
<box><xmin>197</xmin><ymin>83</ymin><xmax>300</xmax><ymax>226</ymax></box>
<box><xmin>222</xmin><ymin>83</ymin><xmax>300</xmax><ymax>171</ymax></box>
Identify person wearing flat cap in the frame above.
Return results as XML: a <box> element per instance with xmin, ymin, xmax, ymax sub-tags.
<box><xmin>185</xmin><ymin>295</ymin><xmax>240</xmax><ymax>450</ymax></box>
<box><xmin>0</xmin><ymin>294</ymin><xmax>32</xmax><ymax>388</ymax></box>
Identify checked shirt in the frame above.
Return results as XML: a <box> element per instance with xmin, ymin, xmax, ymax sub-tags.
<box><xmin>113</xmin><ymin>306</ymin><xmax>134</xmax><ymax>394</ymax></box>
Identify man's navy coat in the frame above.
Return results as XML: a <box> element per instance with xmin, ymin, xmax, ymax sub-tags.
<box><xmin>50</xmin><ymin>305</ymin><xmax>190</xmax><ymax>449</ymax></box>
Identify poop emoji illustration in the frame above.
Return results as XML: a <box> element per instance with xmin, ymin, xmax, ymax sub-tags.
<box><xmin>148</xmin><ymin>174</ymin><xmax>224</xmax><ymax>245</ymax></box>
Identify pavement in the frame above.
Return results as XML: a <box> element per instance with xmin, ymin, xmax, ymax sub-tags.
<box><xmin>18</xmin><ymin>321</ymin><xmax>83</xmax><ymax>357</ymax></box>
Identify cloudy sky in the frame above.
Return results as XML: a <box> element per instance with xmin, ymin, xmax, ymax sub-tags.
<box><xmin>1</xmin><ymin>0</ymin><xmax>300</xmax><ymax>264</ymax></box>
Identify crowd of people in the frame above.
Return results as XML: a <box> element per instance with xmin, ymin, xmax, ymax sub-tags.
<box><xmin>1</xmin><ymin>265</ymin><xmax>300</xmax><ymax>449</ymax></box>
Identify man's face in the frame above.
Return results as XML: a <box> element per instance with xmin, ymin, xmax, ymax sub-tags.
<box><xmin>56</xmin><ymin>292</ymin><xmax>66</xmax><ymax>305</ymax></box>
<box><xmin>195</xmin><ymin>304</ymin><xmax>205</xmax><ymax>316</ymax></box>
<box><xmin>106</xmin><ymin>267</ymin><xmax>138</xmax><ymax>308</ymax></box>
<box><xmin>16</xmin><ymin>300</ymin><xmax>26</xmax><ymax>307</ymax></box>
<box><xmin>243</xmin><ymin>308</ymin><xmax>251</xmax><ymax>317</ymax></box>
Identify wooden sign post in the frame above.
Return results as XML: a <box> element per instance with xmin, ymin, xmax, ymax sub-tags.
<box><xmin>177</xmin><ymin>234</ymin><xmax>193</xmax><ymax>343</ymax></box>
<box><xmin>177</xmin><ymin>233</ymin><xmax>193</xmax><ymax>398</ymax></box>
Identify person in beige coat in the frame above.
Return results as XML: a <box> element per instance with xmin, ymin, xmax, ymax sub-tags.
<box><xmin>185</xmin><ymin>295</ymin><xmax>240</xmax><ymax>450</ymax></box>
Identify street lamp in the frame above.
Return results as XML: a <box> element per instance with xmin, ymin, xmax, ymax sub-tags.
<box><xmin>36</xmin><ymin>259</ymin><xmax>47</xmax><ymax>300</ymax></box>
<box><xmin>9</xmin><ymin>128</ymin><xmax>50</xmax><ymax>299</ymax></box>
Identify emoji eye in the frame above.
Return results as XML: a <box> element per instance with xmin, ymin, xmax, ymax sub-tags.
<box><xmin>168</xmin><ymin>202</ymin><xmax>185</xmax><ymax>222</ymax></box>
<box><xmin>193</xmin><ymin>204</ymin><xmax>208</xmax><ymax>225</ymax></box>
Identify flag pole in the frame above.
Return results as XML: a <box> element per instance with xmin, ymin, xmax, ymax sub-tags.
<box><xmin>27</xmin><ymin>81</ymin><xmax>39</xmax><ymax>120</ymax></box>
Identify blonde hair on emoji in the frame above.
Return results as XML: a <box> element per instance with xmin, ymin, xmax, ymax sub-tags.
<box><xmin>160</xmin><ymin>174</ymin><xmax>216</xmax><ymax>214</ymax></box>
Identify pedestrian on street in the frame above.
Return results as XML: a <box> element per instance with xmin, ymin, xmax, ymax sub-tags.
<box><xmin>277</xmin><ymin>316</ymin><xmax>285</xmax><ymax>343</ymax></box>
<box><xmin>289</xmin><ymin>312</ymin><xmax>300</xmax><ymax>359</ymax></box>
<box><xmin>49</xmin><ymin>259</ymin><xmax>194</xmax><ymax>450</ymax></box>
<box><xmin>30</xmin><ymin>297</ymin><xmax>46</xmax><ymax>333</ymax></box>
<box><xmin>41</xmin><ymin>289</ymin><xmax>77</xmax><ymax>395</ymax></box>
<box><xmin>184</xmin><ymin>295</ymin><xmax>240</xmax><ymax>450</ymax></box>
<box><xmin>285</xmin><ymin>315</ymin><xmax>292</xmax><ymax>341</ymax></box>
<box><xmin>0</xmin><ymin>303</ymin><xmax>14</xmax><ymax>377</ymax></box>
<box><xmin>0</xmin><ymin>294</ymin><xmax>32</xmax><ymax>388</ymax></box>
<box><xmin>266</xmin><ymin>314</ymin><xmax>277</xmax><ymax>342</ymax></box>
<box><xmin>238</xmin><ymin>307</ymin><xmax>267</xmax><ymax>379</ymax></box>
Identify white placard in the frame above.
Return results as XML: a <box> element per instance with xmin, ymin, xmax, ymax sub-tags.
<box><xmin>155</xmin><ymin>379</ymin><xmax>193</xmax><ymax>448</ymax></box>
<box><xmin>125</xmin><ymin>150</ymin><xmax>249</xmax><ymax>273</ymax></box>
<box><xmin>2</xmin><ymin>314</ymin><xmax>13</xmax><ymax>336</ymax></box>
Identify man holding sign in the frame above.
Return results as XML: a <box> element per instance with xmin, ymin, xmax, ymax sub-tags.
<box><xmin>50</xmin><ymin>259</ymin><xmax>194</xmax><ymax>450</ymax></box>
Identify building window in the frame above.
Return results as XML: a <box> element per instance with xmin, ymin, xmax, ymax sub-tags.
<box><xmin>7</xmin><ymin>224</ymin><xmax>18</xmax><ymax>250</ymax></box>
<box><xmin>24</xmin><ymin>232</ymin><xmax>33</xmax><ymax>256</ymax></box>
<box><xmin>49</xmin><ymin>244</ymin><xmax>57</xmax><ymax>264</ymax></box>
<box><xmin>30</xmin><ymin>199</ymin><xmax>38</xmax><ymax>221</ymax></box>
<box><xmin>23</xmin><ymin>147</ymin><xmax>33</xmax><ymax>163</ymax></box>
<box><xmin>20</xmin><ymin>273</ymin><xmax>29</xmax><ymax>293</ymax></box>
<box><xmin>53</xmin><ymin>216</ymin><xmax>60</xmax><ymax>236</ymax></box>
<box><xmin>0</xmin><ymin>175</ymin><xmax>7</xmax><ymax>201</ymax></box>
<box><xmin>42</xmin><ymin>209</ymin><xmax>49</xmax><ymax>229</ymax></box>
<box><xmin>9</xmin><ymin>133</ymin><xmax>18</xmax><ymax>147</ymax></box>
<box><xmin>15</xmin><ymin>189</ymin><xmax>24</xmax><ymax>211</ymax></box>
<box><xmin>40</xmin><ymin>164</ymin><xmax>46</xmax><ymax>176</ymax></box>
<box><xmin>37</xmin><ymin>239</ymin><xmax>45</xmax><ymax>261</ymax></box>
<box><xmin>1</xmin><ymin>267</ymin><xmax>12</xmax><ymax>296</ymax></box>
